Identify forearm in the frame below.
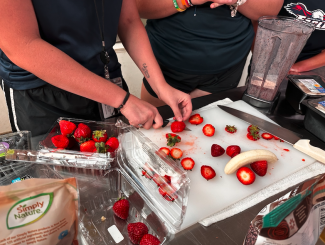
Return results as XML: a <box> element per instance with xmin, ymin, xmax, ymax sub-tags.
<box><xmin>4</xmin><ymin>39</ymin><xmax>126</xmax><ymax>108</ymax></box>
<box><xmin>238</xmin><ymin>0</ymin><xmax>283</xmax><ymax>20</ymax></box>
<box><xmin>136</xmin><ymin>0</ymin><xmax>183</xmax><ymax>19</ymax></box>
<box><xmin>118</xmin><ymin>0</ymin><xmax>169</xmax><ymax>98</ymax></box>
<box><xmin>291</xmin><ymin>51</ymin><xmax>325</xmax><ymax>72</ymax></box>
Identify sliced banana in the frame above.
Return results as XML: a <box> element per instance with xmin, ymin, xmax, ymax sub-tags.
<box><xmin>224</xmin><ymin>149</ymin><xmax>278</xmax><ymax>175</ymax></box>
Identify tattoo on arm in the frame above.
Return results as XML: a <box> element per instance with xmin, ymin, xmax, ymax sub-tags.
<box><xmin>142</xmin><ymin>63</ymin><xmax>150</xmax><ymax>78</ymax></box>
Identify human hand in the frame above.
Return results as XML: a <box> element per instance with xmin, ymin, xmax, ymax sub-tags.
<box><xmin>289</xmin><ymin>61</ymin><xmax>309</xmax><ymax>74</ymax></box>
<box><xmin>157</xmin><ymin>86</ymin><xmax>192</xmax><ymax>122</ymax></box>
<box><xmin>120</xmin><ymin>94</ymin><xmax>163</xmax><ymax>129</ymax></box>
<box><xmin>190</xmin><ymin>0</ymin><xmax>236</xmax><ymax>8</ymax></box>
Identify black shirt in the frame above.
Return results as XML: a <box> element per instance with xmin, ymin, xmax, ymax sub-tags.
<box><xmin>279</xmin><ymin>0</ymin><xmax>325</xmax><ymax>62</ymax></box>
<box><xmin>0</xmin><ymin>0</ymin><xmax>123</xmax><ymax>90</ymax></box>
<box><xmin>146</xmin><ymin>4</ymin><xmax>254</xmax><ymax>75</ymax></box>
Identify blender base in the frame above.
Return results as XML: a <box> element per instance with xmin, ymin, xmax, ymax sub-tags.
<box><xmin>242</xmin><ymin>90</ymin><xmax>281</xmax><ymax>111</ymax></box>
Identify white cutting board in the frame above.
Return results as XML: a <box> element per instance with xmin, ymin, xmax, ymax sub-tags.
<box><xmin>140</xmin><ymin>100</ymin><xmax>316</xmax><ymax>231</ymax></box>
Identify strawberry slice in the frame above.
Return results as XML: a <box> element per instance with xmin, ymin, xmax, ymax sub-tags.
<box><xmin>141</xmin><ymin>163</ymin><xmax>154</xmax><ymax>180</ymax></box>
<box><xmin>158</xmin><ymin>147</ymin><xmax>170</xmax><ymax>156</ymax></box>
<box><xmin>202</xmin><ymin>124</ymin><xmax>215</xmax><ymax>137</ymax></box>
<box><xmin>273</xmin><ymin>135</ymin><xmax>280</xmax><ymax>140</ymax></box>
<box><xmin>181</xmin><ymin>157</ymin><xmax>195</xmax><ymax>170</ymax></box>
<box><xmin>158</xmin><ymin>183</ymin><xmax>178</xmax><ymax>202</ymax></box>
<box><xmin>250</xmin><ymin>160</ymin><xmax>268</xmax><ymax>176</ymax></box>
<box><xmin>171</xmin><ymin>121</ymin><xmax>186</xmax><ymax>133</ymax></box>
<box><xmin>153</xmin><ymin>174</ymin><xmax>171</xmax><ymax>187</ymax></box>
<box><xmin>201</xmin><ymin>165</ymin><xmax>216</xmax><ymax>180</ymax></box>
<box><xmin>166</xmin><ymin>133</ymin><xmax>181</xmax><ymax>147</ymax></box>
<box><xmin>225</xmin><ymin>125</ymin><xmax>237</xmax><ymax>134</ymax></box>
<box><xmin>236</xmin><ymin>167</ymin><xmax>256</xmax><ymax>185</ymax></box>
<box><xmin>170</xmin><ymin>148</ymin><xmax>183</xmax><ymax>160</ymax></box>
<box><xmin>261</xmin><ymin>133</ymin><xmax>273</xmax><ymax>140</ymax></box>
<box><xmin>247</xmin><ymin>133</ymin><xmax>260</xmax><ymax>141</ymax></box>
<box><xmin>189</xmin><ymin>114</ymin><xmax>203</xmax><ymax>125</ymax></box>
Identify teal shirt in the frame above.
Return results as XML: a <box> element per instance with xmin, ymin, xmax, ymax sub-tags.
<box><xmin>146</xmin><ymin>4</ymin><xmax>254</xmax><ymax>74</ymax></box>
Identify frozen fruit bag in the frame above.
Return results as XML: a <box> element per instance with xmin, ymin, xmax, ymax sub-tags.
<box><xmin>0</xmin><ymin>178</ymin><xmax>79</xmax><ymax>245</ymax></box>
<box><xmin>244</xmin><ymin>174</ymin><xmax>325</xmax><ymax>245</ymax></box>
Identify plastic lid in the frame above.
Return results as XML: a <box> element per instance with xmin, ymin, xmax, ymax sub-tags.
<box><xmin>305</xmin><ymin>97</ymin><xmax>325</xmax><ymax>116</ymax></box>
<box><xmin>116</xmin><ymin>120</ymin><xmax>190</xmax><ymax>233</ymax></box>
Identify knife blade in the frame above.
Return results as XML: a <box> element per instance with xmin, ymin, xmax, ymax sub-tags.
<box><xmin>162</xmin><ymin>119</ymin><xmax>191</xmax><ymax>131</ymax></box>
<box><xmin>218</xmin><ymin>105</ymin><xmax>325</xmax><ymax>164</ymax></box>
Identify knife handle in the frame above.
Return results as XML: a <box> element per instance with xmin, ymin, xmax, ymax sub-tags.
<box><xmin>293</xmin><ymin>140</ymin><xmax>325</xmax><ymax>164</ymax></box>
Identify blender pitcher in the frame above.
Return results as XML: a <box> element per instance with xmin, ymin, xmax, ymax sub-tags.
<box><xmin>245</xmin><ymin>16</ymin><xmax>315</xmax><ymax>106</ymax></box>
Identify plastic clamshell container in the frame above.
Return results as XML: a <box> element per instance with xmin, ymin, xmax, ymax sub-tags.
<box><xmin>302</xmin><ymin>97</ymin><xmax>325</xmax><ymax>142</ymax></box>
<box><xmin>38</xmin><ymin>117</ymin><xmax>119</xmax><ymax>169</ymax></box>
<box><xmin>116</xmin><ymin>120</ymin><xmax>190</xmax><ymax>234</ymax></box>
<box><xmin>286</xmin><ymin>75</ymin><xmax>325</xmax><ymax>114</ymax></box>
<box><xmin>0</xmin><ymin>131</ymin><xmax>31</xmax><ymax>163</ymax></box>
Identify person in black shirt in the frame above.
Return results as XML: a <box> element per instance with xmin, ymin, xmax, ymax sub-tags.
<box><xmin>278</xmin><ymin>0</ymin><xmax>325</xmax><ymax>73</ymax></box>
<box><xmin>136</xmin><ymin>0</ymin><xmax>283</xmax><ymax>107</ymax></box>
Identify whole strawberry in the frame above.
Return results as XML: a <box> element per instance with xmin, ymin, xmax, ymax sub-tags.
<box><xmin>51</xmin><ymin>135</ymin><xmax>69</xmax><ymax>149</ymax></box>
<box><xmin>226</xmin><ymin>145</ymin><xmax>241</xmax><ymax>158</ymax></box>
<box><xmin>106</xmin><ymin>137</ymin><xmax>119</xmax><ymax>152</ymax></box>
<box><xmin>250</xmin><ymin>160</ymin><xmax>268</xmax><ymax>176</ymax></box>
<box><xmin>166</xmin><ymin>133</ymin><xmax>181</xmax><ymax>147</ymax></box>
<box><xmin>127</xmin><ymin>222</ymin><xmax>148</xmax><ymax>244</ymax></box>
<box><xmin>247</xmin><ymin>133</ymin><xmax>260</xmax><ymax>141</ymax></box>
<box><xmin>188</xmin><ymin>114</ymin><xmax>203</xmax><ymax>125</ymax></box>
<box><xmin>92</xmin><ymin>130</ymin><xmax>107</xmax><ymax>143</ymax></box>
<box><xmin>211</xmin><ymin>144</ymin><xmax>225</xmax><ymax>157</ymax></box>
<box><xmin>113</xmin><ymin>198</ymin><xmax>129</xmax><ymax>220</ymax></box>
<box><xmin>74</xmin><ymin>123</ymin><xmax>91</xmax><ymax>143</ymax></box>
<box><xmin>59</xmin><ymin>120</ymin><xmax>77</xmax><ymax>137</ymax></box>
<box><xmin>171</xmin><ymin>121</ymin><xmax>186</xmax><ymax>133</ymax></box>
<box><xmin>140</xmin><ymin>234</ymin><xmax>161</xmax><ymax>245</ymax></box>
<box><xmin>80</xmin><ymin>140</ymin><xmax>97</xmax><ymax>152</ymax></box>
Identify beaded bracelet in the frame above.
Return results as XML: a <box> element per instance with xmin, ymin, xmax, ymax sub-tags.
<box><xmin>181</xmin><ymin>0</ymin><xmax>190</xmax><ymax>8</ymax></box>
<box><xmin>173</xmin><ymin>0</ymin><xmax>186</xmax><ymax>12</ymax></box>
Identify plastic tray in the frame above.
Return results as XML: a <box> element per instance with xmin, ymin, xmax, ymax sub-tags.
<box><xmin>0</xmin><ymin>131</ymin><xmax>31</xmax><ymax>163</ymax></box>
<box><xmin>116</xmin><ymin>120</ymin><xmax>190</xmax><ymax>233</ymax></box>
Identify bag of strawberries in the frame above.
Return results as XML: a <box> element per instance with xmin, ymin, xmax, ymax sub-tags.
<box><xmin>244</xmin><ymin>174</ymin><xmax>325</xmax><ymax>245</ymax></box>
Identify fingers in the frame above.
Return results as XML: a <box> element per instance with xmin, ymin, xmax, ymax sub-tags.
<box><xmin>181</xmin><ymin>101</ymin><xmax>193</xmax><ymax>121</ymax></box>
<box><xmin>210</xmin><ymin>3</ymin><xmax>221</xmax><ymax>8</ymax></box>
<box><xmin>170</xmin><ymin>103</ymin><xmax>183</xmax><ymax>122</ymax></box>
<box><xmin>152</xmin><ymin>112</ymin><xmax>163</xmax><ymax>129</ymax></box>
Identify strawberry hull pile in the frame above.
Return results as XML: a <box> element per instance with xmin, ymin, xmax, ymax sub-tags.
<box><xmin>42</xmin><ymin>118</ymin><xmax>120</xmax><ymax>154</ymax></box>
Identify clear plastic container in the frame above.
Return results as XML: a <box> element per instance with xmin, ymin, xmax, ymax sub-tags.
<box><xmin>247</xmin><ymin>16</ymin><xmax>315</xmax><ymax>102</ymax></box>
<box><xmin>116</xmin><ymin>120</ymin><xmax>190</xmax><ymax>233</ymax></box>
<box><xmin>0</xmin><ymin>131</ymin><xmax>31</xmax><ymax>163</ymax></box>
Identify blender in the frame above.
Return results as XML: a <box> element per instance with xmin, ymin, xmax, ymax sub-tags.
<box><xmin>243</xmin><ymin>16</ymin><xmax>315</xmax><ymax>109</ymax></box>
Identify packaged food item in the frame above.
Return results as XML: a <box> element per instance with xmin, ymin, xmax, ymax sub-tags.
<box><xmin>286</xmin><ymin>75</ymin><xmax>325</xmax><ymax>114</ymax></box>
<box><xmin>244</xmin><ymin>174</ymin><xmax>325</xmax><ymax>245</ymax></box>
<box><xmin>0</xmin><ymin>177</ymin><xmax>78</xmax><ymax>245</ymax></box>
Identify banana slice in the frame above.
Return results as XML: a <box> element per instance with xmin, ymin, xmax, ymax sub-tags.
<box><xmin>224</xmin><ymin>149</ymin><xmax>278</xmax><ymax>175</ymax></box>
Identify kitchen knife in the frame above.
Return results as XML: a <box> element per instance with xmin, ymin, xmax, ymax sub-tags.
<box><xmin>162</xmin><ymin>119</ymin><xmax>191</xmax><ymax>131</ymax></box>
<box><xmin>218</xmin><ymin>105</ymin><xmax>325</xmax><ymax>164</ymax></box>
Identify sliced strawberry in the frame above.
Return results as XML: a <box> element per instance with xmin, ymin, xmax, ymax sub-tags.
<box><xmin>247</xmin><ymin>125</ymin><xmax>260</xmax><ymax>135</ymax></box>
<box><xmin>247</xmin><ymin>133</ymin><xmax>260</xmax><ymax>141</ymax></box>
<box><xmin>158</xmin><ymin>147</ymin><xmax>170</xmax><ymax>156</ymax></box>
<box><xmin>171</xmin><ymin>121</ymin><xmax>186</xmax><ymax>133</ymax></box>
<box><xmin>211</xmin><ymin>144</ymin><xmax>225</xmax><ymax>157</ymax></box>
<box><xmin>188</xmin><ymin>114</ymin><xmax>203</xmax><ymax>125</ymax></box>
<box><xmin>166</xmin><ymin>133</ymin><xmax>181</xmax><ymax>147</ymax></box>
<box><xmin>158</xmin><ymin>183</ymin><xmax>178</xmax><ymax>202</ymax></box>
<box><xmin>181</xmin><ymin>157</ymin><xmax>195</xmax><ymax>170</ymax></box>
<box><xmin>51</xmin><ymin>135</ymin><xmax>70</xmax><ymax>148</ymax></box>
<box><xmin>80</xmin><ymin>140</ymin><xmax>97</xmax><ymax>153</ymax></box>
<box><xmin>201</xmin><ymin>165</ymin><xmax>216</xmax><ymax>180</ymax></box>
<box><xmin>225</xmin><ymin>125</ymin><xmax>237</xmax><ymax>134</ymax></box>
<box><xmin>273</xmin><ymin>135</ymin><xmax>280</xmax><ymax>140</ymax></box>
<box><xmin>106</xmin><ymin>137</ymin><xmax>119</xmax><ymax>152</ymax></box>
<box><xmin>92</xmin><ymin>130</ymin><xmax>108</xmax><ymax>143</ymax></box>
<box><xmin>153</xmin><ymin>174</ymin><xmax>171</xmax><ymax>187</ymax></box>
<box><xmin>250</xmin><ymin>160</ymin><xmax>268</xmax><ymax>176</ymax></box>
<box><xmin>59</xmin><ymin>120</ymin><xmax>77</xmax><ymax>137</ymax></box>
<box><xmin>261</xmin><ymin>133</ymin><xmax>273</xmax><ymax>140</ymax></box>
<box><xmin>141</xmin><ymin>163</ymin><xmax>154</xmax><ymax>180</ymax></box>
<box><xmin>170</xmin><ymin>148</ymin><xmax>183</xmax><ymax>160</ymax></box>
<box><xmin>202</xmin><ymin>124</ymin><xmax>215</xmax><ymax>137</ymax></box>
<box><xmin>226</xmin><ymin>145</ymin><xmax>241</xmax><ymax>157</ymax></box>
<box><xmin>236</xmin><ymin>167</ymin><xmax>256</xmax><ymax>185</ymax></box>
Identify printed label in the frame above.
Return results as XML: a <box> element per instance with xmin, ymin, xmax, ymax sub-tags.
<box><xmin>6</xmin><ymin>193</ymin><xmax>53</xmax><ymax>230</ymax></box>
<box><xmin>12</xmin><ymin>175</ymin><xmax>33</xmax><ymax>183</ymax></box>
<box><xmin>107</xmin><ymin>225</ymin><xmax>124</xmax><ymax>243</ymax></box>
<box><xmin>319</xmin><ymin>101</ymin><xmax>325</xmax><ymax>107</ymax></box>
<box><xmin>299</xmin><ymin>79</ymin><xmax>325</xmax><ymax>93</ymax></box>
<box><xmin>0</xmin><ymin>142</ymin><xmax>9</xmax><ymax>157</ymax></box>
